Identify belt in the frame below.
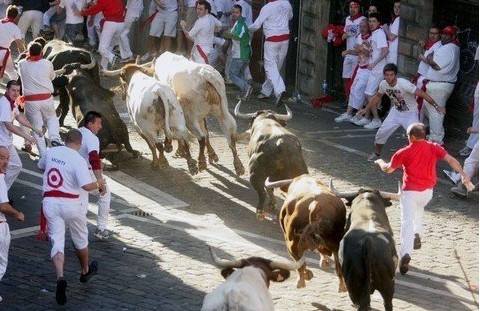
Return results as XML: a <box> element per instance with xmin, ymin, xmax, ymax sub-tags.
<box><xmin>428</xmin><ymin>80</ymin><xmax>455</xmax><ymax>84</ymax></box>
<box><xmin>44</xmin><ymin>190</ymin><xmax>79</xmax><ymax>199</ymax></box>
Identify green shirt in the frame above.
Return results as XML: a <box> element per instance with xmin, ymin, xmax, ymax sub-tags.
<box><xmin>223</xmin><ymin>17</ymin><xmax>251</xmax><ymax>61</ymax></box>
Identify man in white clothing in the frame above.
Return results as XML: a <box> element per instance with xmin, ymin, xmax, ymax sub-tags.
<box><xmin>78</xmin><ymin>111</ymin><xmax>111</xmax><ymax>239</ymax></box>
<box><xmin>382</xmin><ymin>1</ymin><xmax>400</xmax><ymax>64</ymax></box>
<box><xmin>119</xmin><ymin>0</ymin><xmax>143</xmax><ymax>63</ymax></box>
<box><xmin>18</xmin><ymin>42</ymin><xmax>62</xmax><ymax>157</ymax></box>
<box><xmin>0</xmin><ymin>5</ymin><xmax>25</xmax><ymax>80</ymax></box>
<box><xmin>249</xmin><ymin>0</ymin><xmax>293</xmax><ymax>107</ymax></box>
<box><xmin>423</xmin><ymin>25</ymin><xmax>460</xmax><ymax>145</ymax></box>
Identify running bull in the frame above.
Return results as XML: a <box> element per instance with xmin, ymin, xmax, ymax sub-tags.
<box><xmin>201</xmin><ymin>247</ymin><xmax>305</xmax><ymax>311</ymax></box>
<box><xmin>56</xmin><ymin>64</ymin><xmax>138</xmax><ymax>166</ymax></box>
<box><xmin>103</xmin><ymin>64</ymin><xmax>198</xmax><ymax>174</ymax></box>
<box><xmin>331</xmin><ymin>182</ymin><xmax>399</xmax><ymax>311</ymax></box>
<box><xmin>264</xmin><ymin>174</ymin><xmax>347</xmax><ymax>291</ymax></box>
<box><xmin>152</xmin><ymin>52</ymin><xmax>245</xmax><ymax>176</ymax></box>
<box><xmin>234</xmin><ymin>100</ymin><xmax>308</xmax><ymax>220</ymax></box>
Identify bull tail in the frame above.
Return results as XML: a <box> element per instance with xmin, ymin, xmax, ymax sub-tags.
<box><xmin>362</xmin><ymin>235</ymin><xmax>374</xmax><ymax>296</ymax></box>
<box><xmin>300</xmin><ymin>223</ymin><xmax>324</xmax><ymax>251</ymax></box>
<box><xmin>153</xmin><ymin>84</ymin><xmax>175</xmax><ymax>140</ymax></box>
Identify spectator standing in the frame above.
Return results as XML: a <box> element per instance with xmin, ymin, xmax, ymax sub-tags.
<box><xmin>18</xmin><ymin>41</ymin><xmax>62</xmax><ymax>157</ymax></box>
<box><xmin>382</xmin><ymin>0</ymin><xmax>400</xmax><ymax>64</ymax></box>
<box><xmin>375</xmin><ymin>122</ymin><xmax>471</xmax><ymax>275</ymax></box>
<box><xmin>119</xmin><ymin>0</ymin><xmax>143</xmax><ymax>63</ymax></box>
<box><xmin>57</xmin><ymin>0</ymin><xmax>86</xmax><ymax>44</ymax></box>
<box><xmin>0</xmin><ymin>145</ymin><xmax>25</xmax><ymax>303</ymax></box>
<box><xmin>0</xmin><ymin>5</ymin><xmax>25</xmax><ymax>80</ymax></box>
<box><xmin>180</xmin><ymin>0</ymin><xmax>222</xmax><ymax>64</ymax></box>
<box><xmin>249</xmin><ymin>0</ymin><xmax>293</xmax><ymax>107</ymax></box>
<box><xmin>0</xmin><ymin>80</ymin><xmax>43</xmax><ymax>189</ymax></box>
<box><xmin>78</xmin><ymin>111</ymin><xmax>111</xmax><ymax>239</ymax></box>
<box><xmin>13</xmin><ymin>0</ymin><xmax>49</xmax><ymax>40</ymax></box>
<box><xmin>359</xmin><ymin>63</ymin><xmax>440</xmax><ymax>161</ymax></box>
<box><xmin>449</xmin><ymin>139</ymin><xmax>478</xmax><ymax>197</ymax></box>
<box><xmin>223</xmin><ymin>4</ymin><xmax>251</xmax><ymax>101</ymax></box>
<box><xmin>78</xmin><ymin>0</ymin><xmax>125</xmax><ymax>71</ymax></box>
<box><xmin>38</xmin><ymin>129</ymin><xmax>104</xmax><ymax>305</ymax></box>
<box><xmin>41</xmin><ymin>0</ymin><xmax>66</xmax><ymax>40</ymax></box>
<box><xmin>342</xmin><ymin>1</ymin><xmax>366</xmax><ymax>99</ymax></box>
<box><xmin>354</xmin><ymin>12</ymin><xmax>388</xmax><ymax>129</ymax></box>
<box><xmin>423</xmin><ymin>25</ymin><xmax>460</xmax><ymax>146</ymax></box>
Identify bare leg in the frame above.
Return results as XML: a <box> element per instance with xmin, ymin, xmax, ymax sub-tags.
<box><xmin>52</xmin><ymin>252</ymin><xmax>65</xmax><ymax>279</ymax></box>
<box><xmin>75</xmin><ymin>247</ymin><xmax>89</xmax><ymax>275</ymax></box>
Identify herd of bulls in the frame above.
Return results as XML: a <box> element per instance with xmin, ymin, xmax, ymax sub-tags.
<box><xmin>20</xmin><ymin>40</ymin><xmax>404</xmax><ymax>311</ymax></box>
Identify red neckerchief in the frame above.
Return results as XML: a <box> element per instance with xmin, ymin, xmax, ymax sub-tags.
<box><xmin>26</xmin><ymin>54</ymin><xmax>43</xmax><ymax>61</ymax></box>
<box><xmin>361</xmin><ymin>33</ymin><xmax>371</xmax><ymax>40</ymax></box>
<box><xmin>4</xmin><ymin>93</ymin><xmax>15</xmax><ymax>110</ymax></box>
<box><xmin>424</xmin><ymin>39</ymin><xmax>437</xmax><ymax>50</ymax></box>
<box><xmin>1</xmin><ymin>18</ymin><xmax>15</xmax><ymax>24</ymax></box>
<box><xmin>349</xmin><ymin>13</ymin><xmax>362</xmax><ymax>21</ymax></box>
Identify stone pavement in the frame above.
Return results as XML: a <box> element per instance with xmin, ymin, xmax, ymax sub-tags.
<box><xmin>0</xmin><ymin>79</ymin><xmax>477</xmax><ymax>310</ymax></box>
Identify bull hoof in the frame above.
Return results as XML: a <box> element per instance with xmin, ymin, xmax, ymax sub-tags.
<box><xmin>188</xmin><ymin>160</ymin><xmax>199</xmax><ymax>175</ymax></box>
<box><xmin>198</xmin><ymin>160</ymin><xmax>207</xmax><ymax>171</ymax></box>
<box><xmin>320</xmin><ymin>257</ymin><xmax>331</xmax><ymax>269</ymax></box>
<box><xmin>173</xmin><ymin>149</ymin><xmax>186</xmax><ymax>159</ymax></box>
<box><xmin>338</xmin><ymin>281</ymin><xmax>347</xmax><ymax>293</ymax></box>
<box><xmin>267</xmin><ymin>202</ymin><xmax>276</xmax><ymax>211</ymax></box>
<box><xmin>131</xmin><ymin>150</ymin><xmax>141</xmax><ymax>158</ymax></box>
<box><xmin>208</xmin><ymin>153</ymin><xmax>219</xmax><ymax>164</ymax></box>
<box><xmin>296</xmin><ymin>277</ymin><xmax>306</xmax><ymax>289</ymax></box>
<box><xmin>234</xmin><ymin>162</ymin><xmax>245</xmax><ymax>176</ymax></box>
<box><xmin>164</xmin><ymin>143</ymin><xmax>173</xmax><ymax>153</ymax></box>
<box><xmin>305</xmin><ymin>269</ymin><xmax>314</xmax><ymax>281</ymax></box>
<box><xmin>256</xmin><ymin>211</ymin><xmax>265</xmax><ymax>221</ymax></box>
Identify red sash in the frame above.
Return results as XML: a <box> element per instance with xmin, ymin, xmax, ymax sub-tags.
<box><xmin>266</xmin><ymin>34</ymin><xmax>290</xmax><ymax>42</ymax></box>
<box><xmin>21</xmin><ymin>93</ymin><xmax>53</xmax><ymax>102</ymax></box>
<box><xmin>44</xmin><ymin>190</ymin><xmax>79</xmax><ymax>199</ymax></box>
<box><xmin>195</xmin><ymin>45</ymin><xmax>209</xmax><ymax>64</ymax></box>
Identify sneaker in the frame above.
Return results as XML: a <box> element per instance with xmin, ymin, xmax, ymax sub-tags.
<box><xmin>139</xmin><ymin>52</ymin><xmax>153</xmax><ymax>62</ymax></box>
<box><xmin>275</xmin><ymin>91</ymin><xmax>286</xmax><ymax>107</ymax></box>
<box><xmin>257</xmin><ymin>93</ymin><xmax>270</xmax><ymax>100</ymax></box>
<box><xmin>94</xmin><ymin>229</ymin><xmax>109</xmax><ymax>239</ymax></box>
<box><xmin>108</xmin><ymin>55</ymin><xmax>119</xmax><ymax>70</ymax></box>
<box><xmin>224</xmin><ymin>78</ymin><xmax>233</xmax><ymax>85</ymax></box>
<box><xmin>364</xmin><ymin>118</ymin><xmax>382</xmax><ymax>129</ymax></box>
<box><xmin>459</xmin><ymin>146</ymin><xmax>473</xmax><ymax>157</ymax></box>
<box><xmin>242</xmin><ymin>85</ymin><xmax>253</xmax><ymax>101</ymax></box>
<box><xmin>349</xmin><ymin>114</ymin><xmax>362</xmax><ymax>124</ymax></box>
<box><xmin>414</xmin><ymin>233</ymin><xmax>421</xmax><ymax>250</ymax></box>
<box><xmin>335</xmin><ymin>112</ymin><xmax>353</xmax><ymax>123</ymax></box>
<box><xmin>367</xmin><ymin>152</ymin><xmax>379</xmax><ymax>162</ymax></box>
<box><xmin>354</xmin><ymin>117</ymin><xmax>370</xmax><ymax>126</ymax></box>
<box><xmin>450</xmin><ymin>183</ymin><xmax>468</xmax><ymax>198</ymax></box>
<box><xmin>51</xmin><ymin>140</ymin><xmax>64</xmax><ymax>147</ymax></box>
<box><xmin>120</xmin><ymin>56</ymin><xmax>135</xmax><ymax>63</ymax></box>
<box><xmin>56</xmin><ymin>277</ymin><xmax>67</xmax><ymax>305</ymax></box>
<box><xmin>399</xmin><ymin>254</ymin><xmax>411</xmax><ymax>275</ymax></box>
<box><xmin>443</xmin><ymin>169</ymin><xmax>461</xmax><ymax>185</ymax></box>
<box><xmin>80</xmin><ymin>261</ymin><xmax>98</xmax><ymax>283</ymax></box>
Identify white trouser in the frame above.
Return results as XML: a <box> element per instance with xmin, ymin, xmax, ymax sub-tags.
<box><xmin>24</xmin><ymin>98</ymin><xmax>61</xmax><ymax>157</ymax></box>
<box><xmin>415</xmin><ymin>75</ymin><xmax>427</xmax><ymax>123</ymax></box>
<box><xmin>374</xmin><ymin>109</ymin><xmax>418</xmax><ymax>145</ymax></box>
<box><xmin>80</xmin><ymin>171</ymin><xmax>111</xmax><ymax>231</ymax></box>
<box><xmin>119</xmin><ymin>20</ymin><xmax>135</xmax><ymax>59</ymax></box>
<box><xmin>42</xmin><ymin>6</ymin><xmax>57</xmax><ymax>26</ymax></box>
<box><xmin>400</xmin><ymin>189</ymin><xmax>433</xmax><ymax>257</ymax></box>
<box><xmin>261</xmin><ymin>40</ymin><xmax>288</xmax><ymax>97</ymax></box>
<box><xmin>348</xmin><ymin>68</ymin><xmax>369</xmax><ymax>110</ymax></box>
<box><xmin>0</xmin><ymin>50</ymin><xmax>18</xmax><ymax>80</ymax></box>
<box><xmin>98</xmin><ymin>21</ymin><xmax>124</xmax><ymax>70</ymax></box>
<box><xmin>5</xmin><ymin>144</ymin><xmax>22</xmax><ymax>190</ymax></box>
<box><xmin>467</xmin><ymin>83</ymin><xmax>479</xmax><ymax>149</ymax></box>
<box><xmin>464</xmin><ymin>141</ymin><xmax>479</xmax><ymax>178</ymax></box>
<box><xmin>43</xmin><ymin>200</ymin><xmax>88</xmax><ymax>258</ymax></box>
<box><xmin>0</xmin><ymin>222</ymin><xmax>10</xmax><ymax>282</ymax></box>
<box><xmin>342</xmin><ymin>54</ymin><xmax>359</xmax><ymax>79</ymax></box>
<box><xmin>18</xmin><ymin>10</ymin><xmax>43</xmax><ymax>39</ymax></box>
<box><xmin>424</xmin><ymin>81</ymin><xmax>455</xmax><ymax>145</ymax></box>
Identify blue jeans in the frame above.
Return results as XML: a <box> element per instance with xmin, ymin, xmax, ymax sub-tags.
<box><xmin>229</xmin><ymin>58</ymin><xmax>249</xmax><ymax>91</ymax></box>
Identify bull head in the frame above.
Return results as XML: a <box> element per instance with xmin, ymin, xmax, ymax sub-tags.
<box><xmin>54</xmin><ymin>57</ymin><xmax>96</xmax><ymax>75</ymax></box>
<box><xmin>234</xmin><ymin>100</ymin><xmax>293</xmax><ymax>122</ymax></box>
<box><xmin>329</xmin><ymin>179</ymin><xmax>401</xmax><ymax>202</ymax></box>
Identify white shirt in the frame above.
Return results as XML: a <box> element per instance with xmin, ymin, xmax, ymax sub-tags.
<box><xmin>386</xmin><ymin>16</ymin><xmax>400</xmax><ymax>64</ymax></box>
<box><xmin>369</xmin><ymin>28</ymin><xmax>388</xmax><ymax>73</ymax></box>
<box><xmin>78</xmin><ymin>126</ymin><xmax>100</xmax><ymax>169</ymax></box>
<box><xmin>417</xmin><ymin>40</ymin><xmax>442</xmax><ymax>76</ymax></box>
<box><xmin>0</xmin><ymin>20</ymin><xmax>21</xmax><ymax>48</ymax></box>
<box><xmin>60</xmin><ymin>0</ymin><xmax>87</xmax><ymax>24</ymax></box>
<box><xmin>38</xmin><ymin>146</ymin><xmax>92</xmax><ymax>204</ymax></box>
<box><xmin>0</xmin><ymin>96</ymin><xmax>19</xmax><ymax>146</ymax></box>
<box><xmin>249</xmin><ymin>0</ymin><xmax>292</xmax><ymax>38</ymax></box>
<box><xmin>18</xmin><ymin>59</ymin><xmax>55</xmax><ymax>96</ymax></box>
<box><xmin>126</xmin><ymin>0</ymin><xmax>144</xmax><ymax>14</ymax></box>
<box><xmin>344</xmin><ymin>15</ymin><xmax>366</xmax><ymax>51</ymax></box>
<box><xmin>189</xmin><ymin>14</ymin><xmax>222</xmax><ymax>53</ymax></box>
<box><xmin>426</xmin><ymin>42</ymin><xmax>460</xmax><ymax>83</ymax></box>
<box><xmin>154</xmin><ymin>0</ymin><xmax>178</xmax><ymax>14</ymax></box>
<box><xmin>356</xmin><ymin>34</ymin><xmax>370</xmax><ymax>66</ymax></box>
<box><xmin>0</xmin><ymin>173</ymin><xmax>7</xmax><ymax>221</ymax></box>
<box><xmin>378</xmin><ymin>78</ymin><xmax>418</xmax><ymax>112</ymax></box>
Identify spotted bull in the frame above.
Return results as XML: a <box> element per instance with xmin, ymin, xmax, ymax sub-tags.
<box><xmin>234</xmin><ymin>100</ymin><xmax>308</xmax><ymax>220</ymax></box>
<box><xmin>201</xmin><ymin>247</ymin><xmax>305</xmax><ymax>311</ymax></box>
<box><xmin>264</xmin><ymin>175</ymin><xmax>347</xmax><ymax>291</ymax></box>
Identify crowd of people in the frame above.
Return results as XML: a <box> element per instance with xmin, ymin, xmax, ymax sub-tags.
<box><xmin>0</xmin><ymin>0</ymin><xmax>475</xmax><ymax>307</ymax></box>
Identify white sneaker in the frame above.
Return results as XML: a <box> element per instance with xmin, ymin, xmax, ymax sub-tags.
<box><xmin>335</xmin><ymin>113</ymin><xmax>353</xmax><ymax>123</ymax></box>
<box><xmin>364</xmin><ymin>118</ymin><xmax>382</xmax><ymax>129</ymax></box>
<box><xmin>354</xmin><ymin>117</ymin><xmax>370</xmax><ymax>126</ymax></box>
<box><xmin>443</xmin><ymin>169</ymin><xmax>461</xmax><ymax>184</ymax></box>
<box><xmin>367</xmin><ymin>152</ymin><xmax>379</xmax><ymax>162</ymax></box>
<box><xmin>139</xmin><ymin>52</ymin><xmax>153</xmax><ymax>62</ymax></box>
<box><xmin>350</xmin><ymin>114</ymin><xmax>362</xmax><ymax>124</ymax></box>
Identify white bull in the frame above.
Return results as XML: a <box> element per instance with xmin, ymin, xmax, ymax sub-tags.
<box><xmin>153</xmin><ymin>52</ymin><xmax>245</xmax><ymax>176</ymax></box>
<box><xmin>201</xmin><ymin>247</ymin><xmax>305</xmax><ymax>311</ymax></box>
<box><xmin>105</xmin><ymin>64</ymin><xmax>198</xmax><ymax>174</ymax></box>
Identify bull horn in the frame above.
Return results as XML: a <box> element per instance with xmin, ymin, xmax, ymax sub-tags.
<box><xmin>270</xmin><ymin>254</ymin><xmax>306</xmax><ymax>271</ymax></box>
<box><xmin>264</xmin><ymin>177</ymin><xmax>293</xmax><ymax>189</ymax></box>
<box><xmin>234</xmin><ymin>100</ymin><xmax>256</xmax><ymax>119</ymax></box>
<box><xmin>101</xmin><ymin>68</ymin><xmax>123</xmax><ymax>77</ymax></box>
<box><xmin>209</xmin><ymin>246</ymin><xmax>243</xmax><ymax>268</ymax></box>
<box><xmin>379</xmin><ymin>181</ymin><xmax>402</xmax><ymax>201</ymax></box>
<box><xmin>329</xmin><ymin>179</ymin><xmax>359</xmax><ymax>201</ymax></box>
<box><xmin>135</xmin><ymin>55</ymin><xmax>141</xmax><ymax>65</ymax></box>
<box><xmin>54</xmin><ymin>68</ymin><xmax>66</xmax><ymax>75</ymax></box>
<box><xmin>79</xmin><ymin>56</ymin><xmax>96</xmax><ymax>69</ymax></box>
<box><xmin>139</xmin><ymin>60</ymin><xmax>153</xmax><ymax>68</ymax></box>
<box><xmin>273</xmin><ymin>104</ymin><xmax>292</xmax><ymax>121</ymax></box>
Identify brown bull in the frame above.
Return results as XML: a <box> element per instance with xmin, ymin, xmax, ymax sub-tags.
<box><xmin>235</xmin><ymin>101</ymin><xmax>308</xmax><ymax>220</ymax></box>
<box><xmin>265</xmin><ymin>175</ymin><xmax>347</xmax><ymax>291</ymax></box>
